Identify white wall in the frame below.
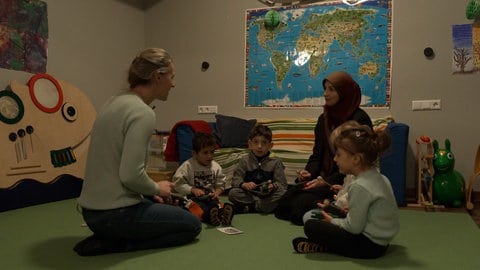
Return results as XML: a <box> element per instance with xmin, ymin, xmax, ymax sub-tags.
<box><xmin>1</xmin><ymin>0</ymin><xmax>479</xmax><ymax>190</ymax></box>
<box><xmin>391</xmin><ymin>0</ymin><xmax>480</xmax><ymax>190</ymax></box>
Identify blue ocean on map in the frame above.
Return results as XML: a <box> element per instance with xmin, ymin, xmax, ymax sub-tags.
<box><xmin>245</xmin><ymin>0</ymin><xmax>391</xmax><ymax>108</ymax></box>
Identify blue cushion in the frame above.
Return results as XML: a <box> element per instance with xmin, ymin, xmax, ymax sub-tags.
<box><xmin>380</xmin><ymin>122</ymin><xmax>409</xmax><ymax>206</ymax></box>
<box><xmin>176</xmin><ymin>125</ymin><xmax>195</xmax><ymax>164</ymax></box>
<box><xmin>176</xmin><ymin>123</ymin><xmax>216</xmax><ymax>164</ymax></box>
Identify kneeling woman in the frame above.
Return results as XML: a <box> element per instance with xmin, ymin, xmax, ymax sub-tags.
<box><xmin>75</xmin><ymin>48</ymin><xmax>201</xmax><ymax>256</ymax></box>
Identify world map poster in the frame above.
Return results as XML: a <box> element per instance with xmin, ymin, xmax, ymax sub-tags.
<box><xmin>245</xmin><ymin>0</ymin><xmax>392</xmax><ymax>108</ymax></box>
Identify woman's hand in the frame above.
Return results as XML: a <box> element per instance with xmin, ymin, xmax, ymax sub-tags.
<box><xmin>153</xmin><ymin>181</ymin><xmax>175</xmax><ymax>204</ymax></box>
<box><xmin>297</xmin><ymin>169</ymin><xmax>311</xmax><ymax>181</ymax></box>
<box><xmin>157</xmin><ymin>181</ymin><xmax>174</xmax><ymax>197</ymax></box>
<box><xmin>152</xmin><ymin>195</ymin><xmax>164</xmax><ymax>203</ymax></box>
<box><xmin>303</xmin><ymin>177</ymin><xmax>328</xmax><ymax>190</ymax></box>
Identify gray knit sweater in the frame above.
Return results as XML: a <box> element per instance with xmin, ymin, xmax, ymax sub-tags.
<box><xmin>78</xmin><ymin>92</ymin><xmax>159</xmax><ymax>210</ymax></box>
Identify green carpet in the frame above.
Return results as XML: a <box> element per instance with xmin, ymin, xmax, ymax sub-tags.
<box><xmin>1</xmin><ymin>199</ymin><xmax>479</xmax><ymax>270</ymax></box>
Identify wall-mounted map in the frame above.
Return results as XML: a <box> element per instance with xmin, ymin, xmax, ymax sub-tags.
<box><xmin>245</xmin><ymin>0</ymin><xmax>391</xmax><ymax>108</ymax></box>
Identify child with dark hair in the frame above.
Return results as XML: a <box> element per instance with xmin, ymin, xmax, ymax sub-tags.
<box><xmin>173</xmin><ymin>132</ymin><xmax>234</xmax><ymax>226</ymax></box>
<box><xmin>292</xmin><ymin>123</ymin><xmax>398</xmax><ymax>259</ymax></box>
<box><xmin>228</xmin><ymin>124</ymin><xmax>288</xmax><ymax>213</ymax></box>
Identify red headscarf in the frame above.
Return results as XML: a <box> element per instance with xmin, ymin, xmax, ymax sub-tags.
<box><xmin>322</xmin><ymin>71</ymin><xmax>362</xmax><ymax>130</ymax></box>
<box><xmin>321</xmin><ymin>71</ymin><xmax>362</xmax><ymax>177</ymax></box>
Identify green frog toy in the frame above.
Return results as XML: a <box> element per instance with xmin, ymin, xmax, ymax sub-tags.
<box><xmin>432</xmin><ymin>139</ymin><xmax>465</xmax><ymax>207</ymax></box>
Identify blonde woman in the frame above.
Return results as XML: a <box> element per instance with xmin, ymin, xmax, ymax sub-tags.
<box><xmin>75</xmin><ymin>48</ymin><xmax>201</xmax><ymax>256</ymax></box>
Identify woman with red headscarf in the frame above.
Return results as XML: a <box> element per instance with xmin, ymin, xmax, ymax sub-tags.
<box><xmin>274</xmin><ymin>71</ymin><xmax>372</xmax><ymax>225</ymax></box>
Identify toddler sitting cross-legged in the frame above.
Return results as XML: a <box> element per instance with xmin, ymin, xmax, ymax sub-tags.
<box><xmin>228</xmin><ymin>124</ymin><xmax>288</xmax><ymax>214</ymax></box>
<box><xmin>173</xmin><ymin>132</ymin><xmax>234</xmax><ymax>226</ymax></box>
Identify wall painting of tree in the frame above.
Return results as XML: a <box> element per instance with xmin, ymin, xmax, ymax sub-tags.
<box><xmin>452</xmin><ymin>23</ymin><xmax>480</xmax><ymax>74</ymax></box>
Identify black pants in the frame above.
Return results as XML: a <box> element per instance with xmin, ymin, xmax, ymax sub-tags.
<box><xmin>275</xmin><ymin>184</ymin><xmax>334</xmax><ymax>225</ymax></box>
<box><xmin>304</xmin><ymin>219</ymin><xmax>388</xmax><ymax>259</ymax></box>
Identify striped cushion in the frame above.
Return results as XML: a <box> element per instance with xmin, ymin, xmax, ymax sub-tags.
<box><xmin>372</xmin><ymin>115</ymin><xmax>394</xmax><ymax>132</ymax></box>
<box><xmin>213</xmin><ymin>147</ymin><xmax>250</xmax><ymax>186</ymax></box>
<box><xmin>258</xmin><ymin>118</ymin><xmax>316</xmax><ymax>152</ymax></box>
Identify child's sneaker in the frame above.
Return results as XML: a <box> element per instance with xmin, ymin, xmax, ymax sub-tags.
<box><xmin>221</xmin><ymin>203</ymin><xmax>234</xmax><ymax>226</ymax></box>
<box><xmin>209</xmin><ymin>207</ymin><xmax>221</xmax><ymax>226</ymax></box>
<box><xmin>292</xmin><ymin>237</ymin><xmax>323</xmax><ymax>253</ymax></box>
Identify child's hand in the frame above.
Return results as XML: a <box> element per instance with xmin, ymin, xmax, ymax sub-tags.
<box><xmin>212</xmin><ymin>189</ymin><xmax>223</xmax><ymax>200</ymax></box>
<box><xmin>316</xmin><ymin>199</ymin><xmax>333</xmax><ymax>209</ymax></box>
<box><xmin>191</xmin><ymin>188</ymin><xmax>205</xmax><ymax>197</ymax></box>
<box><xmin>241</xmin><ymin>182</ymin><xmax>256</xmax><ymax>190</ymax></box>
<box><xmin>304</xmin><ymin>177</ymin><xmax>329</xmax><ymax>190</ymax></box>
<box><xmin>321</xmin><ymin>210</ymin><xmax>333</xmax><ymax>223</ymax></box>
<box><xmin>331</xmin><ymin>184</ymin><xmax>343</xmax><ymax>192</ymax></box>
<box><xmin>267</xmin><ymin>182</ymin><xmax>275</xmax><ymax>192</ymax></box>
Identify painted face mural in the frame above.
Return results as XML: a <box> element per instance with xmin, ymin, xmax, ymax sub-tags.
<box><xmin>0</xmin><ymin>74</ymin><xmax>96</xmax><ymax>188</ymax></box>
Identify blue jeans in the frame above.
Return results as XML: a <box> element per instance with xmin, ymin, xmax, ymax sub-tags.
<box><xmin>82</xmin><ymin>199</ymin><xmax>202</xmax><ymax>251</ymax></box>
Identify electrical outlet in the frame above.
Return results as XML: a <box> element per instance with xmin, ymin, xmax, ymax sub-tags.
<box><xmin>412</xmin><ymin>99</ymin><xmax>441</xmax><ymax>111</ymax></box>
<box><xmin>198</xmin><ymin>105</ymin><xmax>218</xmax><ymax>114</ymax></box>
<box><xmin>430</xmin><ymin>99</ymin><xmax>441</xmax><ymax>110</ymax></box>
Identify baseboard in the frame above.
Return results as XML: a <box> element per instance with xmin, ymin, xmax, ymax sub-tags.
<box><xmin>406</xmin><ymin>188</ymin><xmax>480</xmax><ymax>203</ymax></box>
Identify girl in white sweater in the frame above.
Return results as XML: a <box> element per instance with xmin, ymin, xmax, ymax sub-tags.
<box><xmin>292</xmin><ymin>122</ymin><xmax>399</xmax><ymax>259</ymax></box>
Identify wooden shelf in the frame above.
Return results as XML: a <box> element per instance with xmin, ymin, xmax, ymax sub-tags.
<box><xmin>147</xmin><ymin>170</ymin><xmax>174</xmax><ymax>182</ymax></box>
